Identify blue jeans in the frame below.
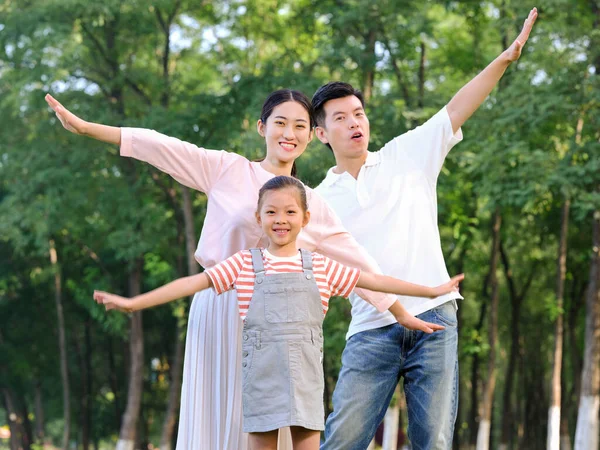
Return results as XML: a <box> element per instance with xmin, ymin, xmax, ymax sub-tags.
<box><xmin>321</xmin><ymin>301</ymin><xmax>459</xmax><ymax>450</ymax></box>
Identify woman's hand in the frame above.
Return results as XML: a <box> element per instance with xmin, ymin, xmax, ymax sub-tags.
<box><xmin>45</xmin><ymin>94</ymin><xmax>122</xmax><ymax>144</ymax></box>
<box><xmin>45</xmin><ymin>94</ymin><xmax>89</xmax><ymax>135</ymax></box>
<box><xmin>432</xmin><ymin>274</ymin><xmax>465</xmax><ymax>298</ymax></box>
<box><xmin>93</xmin><ymin>290</ymin><xmax>136</xmax><ymax>313</ymax></box>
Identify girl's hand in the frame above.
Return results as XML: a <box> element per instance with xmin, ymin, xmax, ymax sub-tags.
<box><xmin>45</xmin><ymin>94</ymin><xmax>88</xmax><ymax>135</ymax></box>
<box><xmin>93</xmin><ymin>290</ymin><xmax>135</xmax><ymax>313</ymax></box>
<box><xmin>432</xmin><ymin>274</ymin><xmax>464</xmax><ymax>298</ymax></box>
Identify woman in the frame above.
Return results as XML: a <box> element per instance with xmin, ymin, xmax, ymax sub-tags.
<box><xmin>46</xmin><ymin>90</ymin><xmax>440</xmax><ymax>450</ymax></box>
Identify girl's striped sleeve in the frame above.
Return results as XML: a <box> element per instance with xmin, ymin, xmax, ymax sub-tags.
<box><xmin>205</xmin><ymin>251</ymin><xmax>246</xmax><ymax>294</ymax></box>
<box><xmin>321</xmin><ymin>255</ymin><xmax>361</xmax><ymax>298</ymax></box>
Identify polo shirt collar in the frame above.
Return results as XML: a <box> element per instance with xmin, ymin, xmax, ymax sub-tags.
<box><xmin>320</xmin><ymin>151</ymin><xmax>380</xmax><ymax>187</ymax></box>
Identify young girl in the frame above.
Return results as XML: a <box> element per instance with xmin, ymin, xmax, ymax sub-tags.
<box><xmin>46</xmin><ymin>90</ymin><xmax>444</xmax><ymax>449</ymax></box>
<box><xmin>94</xmin><ymin>176</ymin><xmax>463</xmax><ymax>450</ymax></box>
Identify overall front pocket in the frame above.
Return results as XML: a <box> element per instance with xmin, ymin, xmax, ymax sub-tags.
<box><xmin>264</xmin><ymin>287</ymin><xmax>308</xmax><ymax>323</ymax></box>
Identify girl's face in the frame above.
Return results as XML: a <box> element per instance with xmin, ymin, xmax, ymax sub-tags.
<box><xmin>258</xmin><ymin>101</ymin><xmax>313</xmax><ymax>167</ymax></box>
<box><xmin>256</xmin><ymin>188</ymin><xmax>310</xmax><ymax>256</ymax></box>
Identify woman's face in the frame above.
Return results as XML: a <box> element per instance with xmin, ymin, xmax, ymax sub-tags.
<box><xmin>258</xmin><ymin>101</ymin><xmax>313</xmax><ymax>166</ymax></box>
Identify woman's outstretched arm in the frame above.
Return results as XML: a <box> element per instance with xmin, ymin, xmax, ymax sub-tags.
<box><xmin>46</xmin><ymin>93</ymin><xmax>236</xmax><ymax>193</ymax></box>
<box><xmin>45</xmin><ymin>94</ymin><xmax>121</xmax><ymax>145</ymax></box>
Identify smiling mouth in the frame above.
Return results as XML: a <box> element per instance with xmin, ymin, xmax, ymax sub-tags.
<box><xmin>273</xmin><ymin>229</ymin><xmax>289</xmax><ymax>235</ymax></box>
<box><xmin>279</xmin><ymin>142</ymin><xmax>296</xmax><ymax>150</ymax></box>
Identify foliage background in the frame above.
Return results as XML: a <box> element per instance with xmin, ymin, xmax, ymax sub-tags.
<box><xmin>1</xmin><ymin>0</ymin><xmax>599</xmax><ymax>449</ymax></box>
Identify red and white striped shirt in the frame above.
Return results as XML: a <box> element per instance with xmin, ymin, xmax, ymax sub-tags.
<box><xmin>206</xmin><ymin>249</ymin><xmax>361</xmax><ymax>320</ymax></box>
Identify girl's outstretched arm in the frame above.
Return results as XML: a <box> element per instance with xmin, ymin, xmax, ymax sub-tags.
<box><xmin>356</xmin><ymin>273</ymin><xmax>464</xmax><ymax>299</ymax></box>
<box><xmin>356</xmin><ymin>273</ymin><xmax>465</xmax><ymax>333</ymax></box>
<box><xmin>94</xmin><ymin>273</ymin><xmax>212</xmax><ymax>313</ymax></box>
<box><xmin>45</xmin><ymin>94</ymin><xmax>121</xmax><ymax>145</ymax></box>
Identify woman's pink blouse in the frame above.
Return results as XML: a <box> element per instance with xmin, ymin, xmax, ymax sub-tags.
<box><xmin>120</xmin><ymin>128</ymin><xmax>396</xmax><ymax>312</ymax></box>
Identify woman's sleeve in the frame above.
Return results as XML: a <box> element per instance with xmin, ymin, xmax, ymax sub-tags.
<box><xmin>120</xmin><ymin>127</ymin><xmax>237</xmax><ymax>193</ymax></box>
<box><xmin>308</xmin><ymin>191</ymin><xmax>396</xmax><ymax>312</ymax></box>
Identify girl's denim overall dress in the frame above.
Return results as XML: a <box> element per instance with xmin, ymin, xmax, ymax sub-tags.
<box><xmin>241</xmin><ymin>248</ymin><xmax>325</xmax><ymax>433</ymax></box>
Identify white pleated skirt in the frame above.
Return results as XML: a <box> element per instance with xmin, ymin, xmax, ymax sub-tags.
<box><xmin>175</xmin><ymin>288</ymin><xmax>293</xmax><ymax>450</ymax></box>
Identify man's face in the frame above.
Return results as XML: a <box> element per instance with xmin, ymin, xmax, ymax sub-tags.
<box><xmin>315</xmin><ymin>95</ymin><xmax>370</xmax><ymax>159</ymax></box>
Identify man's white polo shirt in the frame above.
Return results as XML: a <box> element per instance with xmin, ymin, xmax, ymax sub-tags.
<box><xmin>315</xmin><ymin>106</ymin><xmax>464</xmax><ymax>339</ymax></box>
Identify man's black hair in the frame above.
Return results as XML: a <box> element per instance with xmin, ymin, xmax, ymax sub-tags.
<box><xmin>311</xmin><ymin>81</ymin><xmax>365</xmax><ymax>128</ymax></box>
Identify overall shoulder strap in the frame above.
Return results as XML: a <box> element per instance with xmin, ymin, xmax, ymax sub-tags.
<box><xmin>249</xmin><ymin>248</ymin><xmax>265</xmax><ymax>274</ymax></box>
<box><xmin>299</xmin><ymin>248</ymin><xmax>314</xmax><ymax>275</ymax></box>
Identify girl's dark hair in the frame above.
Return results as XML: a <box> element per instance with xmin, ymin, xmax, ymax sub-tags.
<box><xmin>257</xmin><ymin>176</ymin><xmax>308</xmax><ymax>213</ymax></box>
<box><xmin>257</xmin><ymin>89</ymin><xmax>314</xmax><ymax>178</ymax></box>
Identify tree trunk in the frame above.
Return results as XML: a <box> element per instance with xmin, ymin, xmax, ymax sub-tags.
<box><xmin>160</xmin><ymin>321</ymin><xmax>185</xmax><ymax>450</ymax></box>
<box><xmin>49</xmin><ymin>239</ymin><xmax>70</xmax><ymax>450</ymax></box>
<box><xmin>382</xmin><ymin>385</ymin><xmax>400</xmax><ymax>450</ymax></box>
<box><xmin>107</xmin><ymin>337</ymin><xmax>123</xmax><ymax>430</ymax></box>
<box><xmin>560</xmin><ymin>387</ymin><xmax>572</xmax><ymax>450</ymax></box>
<box><xmin>560</xmin><ymin>292</ymin><xmax>573</xmax><ymax>450</ymax></box>
<box><xmin>499</xmin><ymin>241</ymin><xmax>523</xmax><ymax>450</ymax></box>
<box><xmin>20</xmin><ymin>399</ymin><xmax>33</xmax><ymax>450</ymax></box>
<box><xmin>74</xmin><ymin>325</ymin><xmax>91</xmax><ymax>450</ymax></box>
<box><xmin>476</xmin><ymin>209</ymin><xmax>502</xmax><ymax>450</ymax></box>
<box><xmin>574</xmin><ymin>208</ymin><xmax>600</xmax><ymax>450</ymax></box>
<box><xmin>516</xmin><ymin>335</ymin><xmax>526</xmax><ymax>448</ymax></box>
<box><xmin>469</xmin><ymin>297</ymin><xmax>488</xmax><ymax>448</ymax></box>
<box><xmin>362</xmin><ymin>29</ymin><xmax>376</xmax><ymax>103</ymax></box>
<box><xmin>399</xmin><ymin>387</ymin><xmax>408</xmax><ymax>448</ymax></box>
<box><xmin>34</xmin><ymin>380</ymin><xmax>44</xmax><ymax>443</ymax></box>
<box><xmin>2</xmin><ymin>387</ymin><xmax>30</xmax><ymax>450</ymax></box>
<box><xmin>523</xmin><ymin>337</ymin><xmax>549</xmax><ymax>446</ymax></box>
<box><xmin>568</xmin><ymin>277</ymin><xmax>585</xmax><ymax>417</ymax></box>
<box><xmin>452</xmin><ymin>247</ymin><xmax>467</xmax><ymax>450</ymax></box>
<box><xmin>81</xmin><ymin>322</ymin><xmax>93</xmax><ymax>450</ymax></box>
<box><xmin>116</xmin><ymin>260</ymin><xmax>144</xmax><ymax>450</ymax></box>
<box><xmin>160</xmin><ymin>186</ymin><xmax>196</xmax><ymax>450</ymax></box>
<box><xmin>383</xmin><ymin>36</ymin><xmax>412</xmax><ymax>107</ymax></box>
<box><xmin>156</xmin><ymin>7</ymin><xmax>189</xmax><ymax>443</ymax></box>
<box><xmin>418</xmin><ymin>40</ymin><xmax>426</xmax><ymax>108</ymax></box>
<box><xmin>548</xmin><ymin>197</ymin><xmax>570</xmax><ymax>450</ymax></box>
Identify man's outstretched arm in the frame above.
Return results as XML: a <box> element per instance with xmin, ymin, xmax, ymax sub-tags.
<box><xmin>446</xmin><ymin>7</ymin><xmax>538</xmax><ymax>134</ymax></box>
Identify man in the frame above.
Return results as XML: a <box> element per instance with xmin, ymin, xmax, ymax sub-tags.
<box><xmin>313</xmin><ymin>8</ymin><xmax>537</xmax><ymax>449</ymax></box>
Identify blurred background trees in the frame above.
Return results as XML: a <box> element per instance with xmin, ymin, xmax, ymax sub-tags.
<box><xmin>1</xmin><ymin>0</ymin><xmax>599</xmax><ymax>448</ymax></box>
